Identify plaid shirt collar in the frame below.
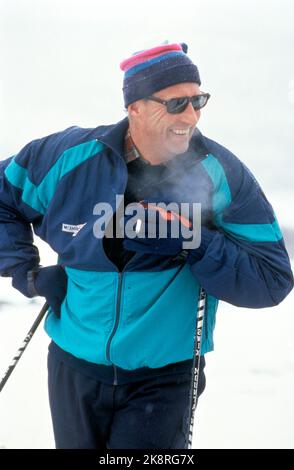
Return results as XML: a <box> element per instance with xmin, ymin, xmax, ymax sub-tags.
<box><xmin>124</xmin><ymin>129</ymin><xmax>150</xmax><ymax>164</ymax></box>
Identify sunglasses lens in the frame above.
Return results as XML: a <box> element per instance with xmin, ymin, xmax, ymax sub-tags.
<box><xmin>167</xmin><ymin>98</ymin><xmax>189</xmax><ymax>114</ymax></box>
<box><xmin>166</xmin><ymin>95</ymin><xmax>210</xmax><ymax>114</ymax></box>
<box><xmin>192</xmin><ymin>94</ymin><xmax>209</xmax><ymax>110</ymax></box>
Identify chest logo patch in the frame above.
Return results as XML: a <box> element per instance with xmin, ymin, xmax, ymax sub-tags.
<box><xmin>62</xmin><ymin>223</ymin><xmax>86</xmax><ymax>237</ymax></box>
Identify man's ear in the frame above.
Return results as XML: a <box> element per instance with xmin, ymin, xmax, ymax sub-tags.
<box><xmin>128</xmin><ymin>100</ymin><xmax>144</xmax><ymax>118</ymax></box>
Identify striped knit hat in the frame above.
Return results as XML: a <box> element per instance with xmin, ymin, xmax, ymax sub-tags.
<box><xmin>120</xmin><ymin>43</ymin><xmax>201</xmax><ymax>107</ymax></box>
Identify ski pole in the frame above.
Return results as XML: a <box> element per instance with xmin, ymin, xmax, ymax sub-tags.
<box><xmin>187</xmin><ymin>287</ymin><xmax>206</xmax><ymax>449</ymax></box>
<box><xmin>0</xmin><ymin>302</ymin><xmax>49</xmax><ymax>393</ymax></box>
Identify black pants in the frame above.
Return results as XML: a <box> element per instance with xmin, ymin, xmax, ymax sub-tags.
<box><xmin>47</xmin><ymin>350</ymin><xmax>206</xmax><ymax>449</ymax></box>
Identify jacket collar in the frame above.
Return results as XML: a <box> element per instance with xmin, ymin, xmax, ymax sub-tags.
<box><xmin>95</xmin><ymin>117</ymin><xmax>129</xmax><ymax>158</ymax></box>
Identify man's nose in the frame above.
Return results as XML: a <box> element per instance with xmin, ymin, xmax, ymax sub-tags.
<box><xmin>182</xmin><ymin>102</ymin><xmax>200</xmax><ymax>123</ymax></box>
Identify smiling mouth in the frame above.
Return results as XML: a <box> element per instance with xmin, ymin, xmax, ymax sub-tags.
<box><xmin>171</xmin><ymin>129</ymin><xmax>190</xmax><ymax>135</ymax></box>
<box><xmin>170</xmin><ymin>129</ymin><xmax>190</xmax><ymax>136</ymax></box>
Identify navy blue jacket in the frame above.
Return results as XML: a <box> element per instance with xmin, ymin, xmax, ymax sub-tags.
<box><xmin>0</xmin><ymin>117</ymin><xmax>292</xmax><ymax>369</ymax></box>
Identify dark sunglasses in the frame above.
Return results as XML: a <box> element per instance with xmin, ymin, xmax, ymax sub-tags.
<box><xmin>145</xmin><ymin>93</ymin><xmax>210</xmax><ymax>114</ymax></box>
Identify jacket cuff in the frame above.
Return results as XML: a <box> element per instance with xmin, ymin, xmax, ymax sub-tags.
<box><xmin>186</xmin><ymin>227</ymin><xmax>216</xmax><ymax>265</ymax></box>
<box><xmin>11</xmin><ymin>262</ymin><xmax>40</xmax><ymax>298</ymax></box>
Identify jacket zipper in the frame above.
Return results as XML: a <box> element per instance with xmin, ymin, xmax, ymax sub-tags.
<box><xmin>106</xmin><ymin>272</ymin><xmax>123</xmax><ymax>386</ymax></box>
<box><xmin>105</xmin><ymin>254</ymin><xmax>139</xmax><ymax>386</ymax></box>
<box><xmin>102</xmin><ymin>152</ymin><xmax>128</xmax><ymax>386</ymax></box>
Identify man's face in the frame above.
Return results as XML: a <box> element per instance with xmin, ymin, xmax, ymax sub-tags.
<box><xmin>131</xmin><ymin>82</ymin><xmax>202</xmax><ymax>163</ymax></box>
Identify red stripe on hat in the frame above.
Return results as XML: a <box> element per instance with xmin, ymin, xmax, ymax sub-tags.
<box><xmin>120</xmin><ymin>43</ymin><xmax>183</xmax><ymax>71</ymax></box>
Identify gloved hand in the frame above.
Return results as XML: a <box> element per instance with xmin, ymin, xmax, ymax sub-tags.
<box><xmin>12</xmin><ymin>264</ymin><xmax>68</xmax><ymax>318</ymax></box>
<box><xmin>123</xmin><ymin>201</ymin><xmax>193</xmax><ymax>256</ymax></box>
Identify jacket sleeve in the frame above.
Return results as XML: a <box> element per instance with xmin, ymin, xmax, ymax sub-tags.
<box><xmin>0</xmin><ymin>127</ymin><xmax>79</xmax><ymax>277</ymax></box>
<box><xmin>0</xmin><ymin>126</ymin><xmax>104</xmax><ymax>280</ymax></box>
<box><xmin>188</xmin><ymin>142</ymin><xmax>293</xmax><ymax>308</ymax></box>
<box><xmin>0</xmin><ymin>152</ymin><xmax>42</xmax><ymax>277</ymax></box>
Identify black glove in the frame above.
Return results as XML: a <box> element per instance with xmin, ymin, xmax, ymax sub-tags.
<box><xmin>12</xmin><ymin>264</ymin><xmax>68</xmax><ymax>318</ymax></box>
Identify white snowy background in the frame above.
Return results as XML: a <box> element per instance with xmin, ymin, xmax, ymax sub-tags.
<box><xmin>0</xmin><ymin>0</ymin><xmax>293</xmax><ymax>449</ymax></box>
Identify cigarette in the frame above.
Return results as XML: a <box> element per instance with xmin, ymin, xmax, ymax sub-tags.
<box><xmin>135</xmin><ymin>219</ymin><xmax>142</xmax><ymax>234</ymax></box>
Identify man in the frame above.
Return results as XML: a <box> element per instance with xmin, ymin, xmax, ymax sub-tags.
<box><xmin>0</xmin><ymin>42</ymin><xmax>293</xmax><ymax>449</ymax></box>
